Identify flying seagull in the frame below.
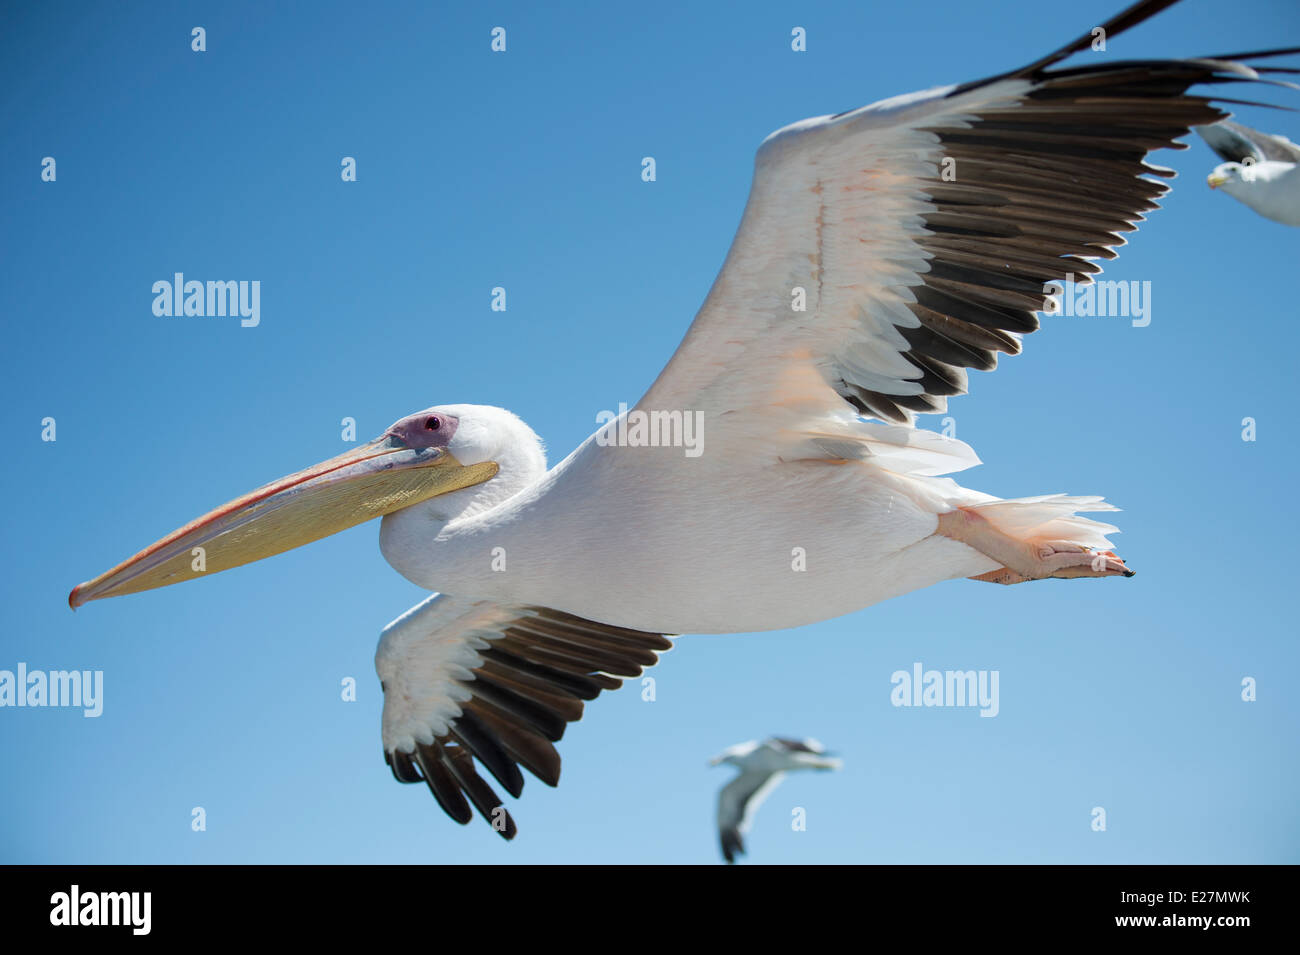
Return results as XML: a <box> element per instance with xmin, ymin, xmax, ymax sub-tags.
<box><xmin>1195</xmin><ymin>119</ymin><xmax>1300</xmax><ymax>224</ymax></box>
<box><xmin>69</xmin><ymin>0</ymin><xmax>1298</xmax><ymax>840</ymax></box>
<box><xmin>711</xmin><ymin>737</ymin><xmax>843</xmax><ymax>864</ymax></box>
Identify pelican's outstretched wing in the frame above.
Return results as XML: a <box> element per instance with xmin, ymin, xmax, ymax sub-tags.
<box><xmin>1196</xmin><ymin>119</ymin><xmax>1300</xmax><ymax>164</ymax></box>
<box><xmin>718</xmin><ymin>770</ymin><xmax>787</xmax><ymax>864</ymax></box>
<box><xmin>376</xmin><ymin>594</ymin><xmax>672</xmax><ymax>838</ymax></box>
<box><xmin>639</xmin><ymin>0</ymin><xmax>1298</xmax><ymax>424</ymax></box>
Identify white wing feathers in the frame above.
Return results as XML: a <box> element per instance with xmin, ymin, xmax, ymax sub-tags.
<box><xmin>376</xmin><ymin>595</ymin><xmax>515</xmax><ymax>752</ymax></box>
<box><xmin>375</xmin><ymin>593</ymin><xmax>672</xmax><ymax>839</ymax></box>
<box><xmin>643</xmin><ymin>80</ymin><xmax>1027</xmax><ymax>419</ymax></box>
<box><xmin>640</xmin><ymin>39</ymin><xmax>1288</xmax><ymax>428</ymax></box>
<box><xmin>718</xmin><ymin>771</ymin><xmax>787</xmax><ymax>864</ymax></box>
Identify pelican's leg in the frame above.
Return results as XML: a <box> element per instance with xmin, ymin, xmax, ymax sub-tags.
<box><xmin>935</xmin><ymin>507</ymin><xmax>1133</xmax><ymax>585</ymax></box>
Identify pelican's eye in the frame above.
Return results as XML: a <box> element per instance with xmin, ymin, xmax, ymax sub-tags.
<box><xmin>388</xmin><ymin>410</ymin><xmax>459</xmax><ymax>449</ymax></box>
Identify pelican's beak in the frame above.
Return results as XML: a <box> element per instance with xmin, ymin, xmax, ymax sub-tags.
<box><xmin>1207</xmin><ymin>172</ymin><xmax>1229</xmax><ymax>189</ymax></box>
<box><xmin>68</xmin><ymin>435</ymin><xmax>498</xmax><ymax>609</ymax></box>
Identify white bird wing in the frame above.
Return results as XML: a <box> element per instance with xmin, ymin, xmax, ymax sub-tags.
<box><xmin>639</xmin><ymin>2</ymin><xmax>1294</xmax><ymax>430</ymax></box>
<box><xmin>718</xmin><ymin>769</ymin><xmax>787</xmax><ymax>863</ymax></box>
<box><xmin>769</xmin><ymin>735</ymin><xmax>845</xmax><ymax>770</ymax></box>
<box><xmin>1197</xmin><ymin>119</ymin><xmax>1300</xmax><ymax>165</ymax></box>
<box><xmin>375</xmin><ymin>593</ymin><xmax>672</xmax><ymax>838</ymax></box>
<box><xmin>769</xmin><ymin>735</ymin><xmax>826</xmax><ymax>754</ymax></box>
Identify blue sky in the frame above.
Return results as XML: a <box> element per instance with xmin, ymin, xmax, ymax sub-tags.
<box><xmin>2</xmin><ymin>0</ymin><xmax>1297</xmax><ymax>864</ymax></box>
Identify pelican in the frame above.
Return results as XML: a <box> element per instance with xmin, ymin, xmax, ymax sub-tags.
<box><xmin>1196</xmin><ymin>119</ymin><xmax>1300</xmax><ymax>225</ymax></box>
<box><xmin>711</xmin><ymin>737</ymin><xmax>843</xmax><ymax>864</ymax></box>
<box><xmin>69</xmin><ymin>0</ymin><xmax>1298</xmax><ymax>840</ymax></box>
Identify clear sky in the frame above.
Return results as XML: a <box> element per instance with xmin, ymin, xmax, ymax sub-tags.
<box><xmin>2</xmin><ymin>0</ymin><xmax>1297</xmax><ymax>864</ymax></box>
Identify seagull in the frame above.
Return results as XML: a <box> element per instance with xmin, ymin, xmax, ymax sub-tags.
<box><xmin>68</xmin><ymin>0</ymin><xmax>1298</xmax><ymax>840</ymax></box>
<box><xmin>711</xmin><ymin>737</ymin><xmax>843</xmax><ymax>864</ymax></box>
<box><xmin>1196</xmin><ymin>119</ymin><xmax>1300</xmax><ymax>224</ymax></box>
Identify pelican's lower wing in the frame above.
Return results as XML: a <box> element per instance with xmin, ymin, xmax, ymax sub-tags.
<box><xmin>374</xmin><ymin>594</ymin><xmax>673</xmax><ymax>839</ymax></box>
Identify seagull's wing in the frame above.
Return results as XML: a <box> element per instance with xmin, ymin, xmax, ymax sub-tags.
<box><xmin>1196</xmin><ymin>120</ymin><xmax>1266</xmax><ymax>163</ymax></box>
<box><xmin>769</xmin><ymin>736</ymin><xmax>844</xmax><ymax>771</ymax></box>
<box><xmin>1197</xmin><ymin>119</ymin><xmax>1300</xmax><ymax>164</ymax></box>
<box><xmin>376</xmin><ymin>593</ymin><xmax>672</xmax><ymax>838</ymax></box>
<box><xmin>717</xmin><ymin>769</ymin><xmax>787</xmax><ymax>863</ymax></box>
<box><xmin>769</xmin><ymin>736</ymin><xmax>824</xmax><ymax>754</ymax></box>
<box><xmin>639</xmin><ymin>0</ymin><xmax>1297</xmax><ymax>425</ymax></box>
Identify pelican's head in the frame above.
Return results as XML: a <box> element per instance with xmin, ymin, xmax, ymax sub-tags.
<box><xmin>381</xmin><ymin>403</ymin><xmax>546</xmax><ymax>522</ymax></box>
<box><xmin>68</xmin><ymin>404</ymin><xmax>543</xmax><ymax>609</ymax></box>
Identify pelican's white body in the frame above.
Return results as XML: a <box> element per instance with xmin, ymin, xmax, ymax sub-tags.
<box><xmin>379</xmin><ymin>81</ymin><xmax>1124</xmax><ymax>635</ymax></box>
<box><xmin>381</xmin><ymin>422</ymin><xmax>990</xmax><ymax>634</ymax></box>
<box><xmin>380</xmin><ymin>408</ymin><xmax>1116</xmax><ymax>634</ymax></box>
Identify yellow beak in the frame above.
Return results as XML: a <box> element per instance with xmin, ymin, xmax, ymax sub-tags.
<box><xmin>69</xmin><ymin>436</ymin><xmax>497</xmax><ymax>608</ymax></box>
<box><xmin>1207</xmin><ymin>172</ymin><xmax>1229</xmax><ymax>189</ymax></box>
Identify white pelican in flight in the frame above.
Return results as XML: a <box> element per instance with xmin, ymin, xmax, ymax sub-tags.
<box><xmin>711</xmin><ymin>737</ymin><xmax>843</xmax><ymax>864</ymax></box>
<box><xmin>69</xmin><ymin>0</ymin><xmax>1298</xmax><ymax>840</ymax></box>
<box><xmin>1196</xmin><ymin>119</ymin><xmax>1300</xmax><ymax>224</ymax></box>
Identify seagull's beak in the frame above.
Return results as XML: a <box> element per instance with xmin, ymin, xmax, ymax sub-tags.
<box><xmin>1207</xmin><ymin>171</ymin><xmax>1229</xmax><ymax>189</ymax></box>
<box><xmin>68</xmin><ymin>435</ymin><xmax>498</xmax><ymax>609</ymax></box>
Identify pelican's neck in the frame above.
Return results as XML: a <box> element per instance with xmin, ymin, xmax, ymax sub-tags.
<box><xmin>378</xmin><ymin>428</ymin><xmax>550</xmax><ymax>594</ymax></box>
